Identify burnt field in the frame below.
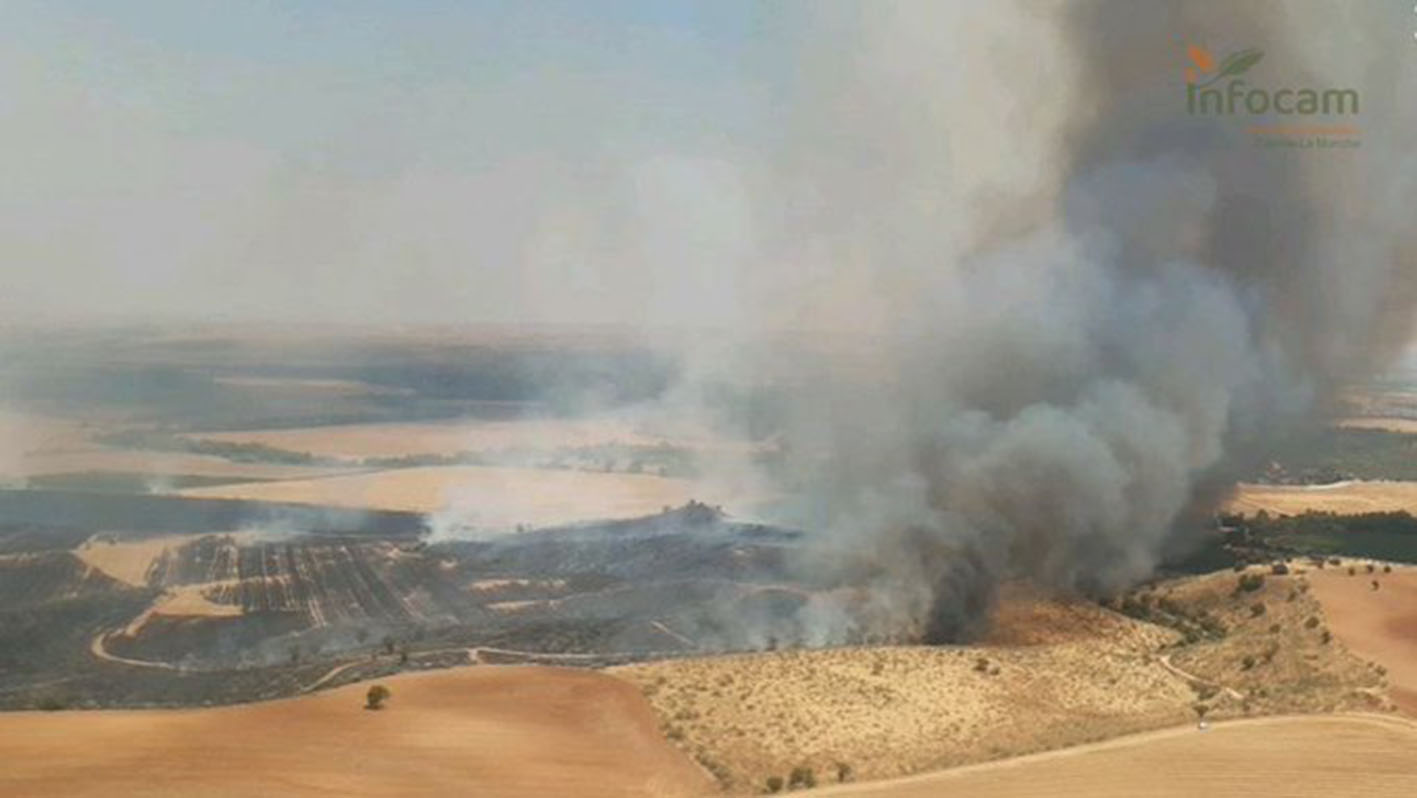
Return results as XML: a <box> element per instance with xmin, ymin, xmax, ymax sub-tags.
<box><xmin>0</xmin><ymin>501</ymin><xmax>812</xmax><ymax>710</ymax></box>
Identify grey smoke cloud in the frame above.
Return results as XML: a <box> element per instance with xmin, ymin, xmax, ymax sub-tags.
<box><xmin>681</xmin><ymin>0</ymin><xmax>1417</xmax><ymax>645</ymax></box>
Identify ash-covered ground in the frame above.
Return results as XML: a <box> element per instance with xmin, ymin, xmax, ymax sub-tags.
<box><xmin>0</xmin><ymin>494</ymin><xmax>822</xmax><ymax>709</ymax></box>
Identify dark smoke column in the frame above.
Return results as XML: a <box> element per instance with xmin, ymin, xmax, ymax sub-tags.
<box><xmin>730</xmin><ymin>0</ymin><xmax>1417</xmax><ymax>646</ymax></box>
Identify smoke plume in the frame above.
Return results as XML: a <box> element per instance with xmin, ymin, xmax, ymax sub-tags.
<box><xmin>688</xmin><ymin>0</ymin><xmax>1417</xmax><ymax>644</ymax></box>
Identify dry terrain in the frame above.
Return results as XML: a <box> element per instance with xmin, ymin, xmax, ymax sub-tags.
<box><xmin>1146</xmin><ymin>566</ymin><xmax>1387</xmax><ymax>717</ymax></box>
<box><xmin>614</xmin><ymin>569</ymin><xmax>1391</xmax><ymax>793</ymax></box>
<box><xmin>0</xmin><ymin>666</ymin><xmax>710</xmax><ymax>798</ymax></box>
<box><xmin>613</xmin><ymin>603</ymin><xmax>1192</xmax><ymax>791</ymax></box>
<box><xmin>0</xmin><ymin>405</ymin><xmax>355</xmax><ymax>485</ymax></box>
<box><xmin>184</xmin><ymin>416</ymin><xmax>760</xmax><ymax>462</ymax></box>
<box><xmin>818</xmin><ymin>713</ymin><xmax>1417</xmax><ymax>797</ymax></box>
<box><xmin>1225</xmin><ymin>480</ymin><xmax>1417</xmax><ymax>515</ymax></box>
<box><xmin>178</xmin><ymin>464</ymin><xmax>716</xmax><ymax>526</ymax></box>
<box><xmin>75</xmin><ymin>535</ymin><xmax>193</xmax><ymax>586</ymax></box>
<box><xmin>19</xmin><ymin>449</ymin><xmax>357</xmax><ymax>483</ymax></box>
<box><xmin>1308</xmin><ymin>562</ymin><xmax>1417</xmax><ymax>713</ymax></box>
<box><xmin>1338</xmin><ymin>416</ymin><xmax>1417</xmax><ymax>434</ymax></box>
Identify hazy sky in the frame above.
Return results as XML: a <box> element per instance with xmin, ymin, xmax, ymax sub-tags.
<box><xmin>1</xmin><ymin>1</ymin><xmax>795</xmax><ymax>326</ymax></box>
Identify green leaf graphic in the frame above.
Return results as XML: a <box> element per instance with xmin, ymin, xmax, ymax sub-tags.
<box><xmin>1216</xmin><ymin>49</ymin><xmax>1264</xmax><ymax>79</ymax></box>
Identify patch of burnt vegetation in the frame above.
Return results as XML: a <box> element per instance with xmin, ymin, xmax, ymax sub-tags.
<box><xmin>1109</xmin><ymin>589</ymin><xmax>1227</xmax><ymax>644</ymax></box>
<box><xmin>1220</xmin><ymin>510</ymin><xmax>1417</xmax><ymax>564</ymax></box>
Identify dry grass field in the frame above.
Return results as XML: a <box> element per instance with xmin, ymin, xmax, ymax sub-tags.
<box><xmin>1224</xmin><ymin>480</ymin><xmax>1417</xmax><ymax>515</ymax></box>
<box><xmin>74</xmin><ymin>535</ymin><xmax>191</xmax><ymax>586</ymax></box>
<box><xmin>0</xmin><ymin>666</ymin><xmax>710</xmax><ymax>798</ymax></box>
<box><xmin>1338</xmin><ymin>416</ymin><xmax>1417</xmax><ymax>434</ymax></box>
<box><xmin>0</xmin><ymin>404</ymin><xmax>355</xmax><ymax>485</ymax></box>
<box><xmin>817</xmin><ymin>713</ymin><xmax>1417</xmax><ymax>797</ymax></box>
<box><xmin>184</xmin><ymin>416</ymin><xmax>758</xmax><ymax>462</ymax></box>
<box><xmin>20</xmin><ymin>449</ymin><xmax>357</xmax><ymax>483</ymax></box>
<box><xmin>1148</xmin><ymin>566</ymin><xmax>1386</xmax><ymax>717</ymax></box>
<box><xmin>614</xmin><ymin>570</ymin><xmax>1392</xmax><ymax>793</ymax></box>
<box><xmin>612</xmin><ymin>604</ymin><xmax>1192</xmax><ymax>791</ymax></box>
<box><xmin>178</xmin><ymin>464</ymin><xmax>714</xmax><ymax>525</ymax></box>
<box><xmin>1309</xmin><ymin>562</ymin><xmax>1417</xmax><ymax>714</ymax></box>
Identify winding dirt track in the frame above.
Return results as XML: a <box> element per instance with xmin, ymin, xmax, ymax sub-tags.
<box><xmin>817</xmin><ymin>713</ymin><xmax>1417</xmax><ymax>798</ymax></box>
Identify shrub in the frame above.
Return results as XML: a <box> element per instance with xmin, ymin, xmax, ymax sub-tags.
<box><xmin>1242</xmin><ymin>655</ymin><xmax>1256</xmax><ymax>670</ymax></box>
<box><xmin>1384</xmin><ymin>564</ymin><xmax>1392</xmax><ymax>573</ymax></box>
<box><xmin>1250</xmin><ymin>602</ymin><xmax>1266</xmax><ymax>617</ymax></box>
<box><xmin>835</xmin><ymin>762</ymin><xmax>853</xmax><ymax>783</ymax></box>
<box><xmin>1366</xmin><ymin>563</ymin><xmax>1376</xmax><ymax>574</ymax></box>
<box><xmin>1305</xmin><ymin>615</ymin><xmax>1320</xmax><ymax>629</ymax></box>
<box><xmin>788</xmin><ymin>767</ymin><xmax>816</xmax><ymax>789</ymax></box>
<box><xmin>1269</xmin><ymin>623</ymin><xmax>1281</xmax><ymax>634</ymax></box>
<box><xmin>1262</xmin><ymin>642</ymin><xmax>1280</xmax><ymax>663</ymax></box>
<box><xmin>1237</xmin><ymin>573</ymin><xmax>1265</xmax><ymax>593</ymax></box>
<box><xmin>365</xmin><ymin>684</ymin><xmax>391</xmax><ymax>710</ymax></box>
<box><xmin>1271</xmin><ymin>562</ymin><xmax>1289</xmax><ymax>575</ymax></box>
<box><xmin>765</xmin><ymin>776</ymin><xmax>783</xmax><ymax>793</ymax></box>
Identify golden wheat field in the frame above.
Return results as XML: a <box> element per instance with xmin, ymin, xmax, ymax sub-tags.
<box><xmin>817</xmin><ymin>713</ymin><xmax>1417</xmax><ymax>797</ymax></box>
<box><xmin>0</xmin><ymin>666</ymin><xmax>710</xmax><ymax>798</ymax></box>
<box><xmin>177</xmin><ymin>464</ymin><xmax>716</xmax><ymax>525</ymax></box>
<box><xmin>1224</xmin><ymin>480</ymin><xmax>1417</xmax><ymax>516</ymax></box>
<box><xmin>1338</xmin><ymin>416</ymin><xmax>1417</xmax><ymax>434</ymax></box>
<box><xmin>20</xmin><ymin>449</ymin><xmax>357</xmax><ymax>482</ymax></box>
<box><xmin>1309</xmin><ymin>562</ymin><xmax>1417</xmax><ymax>714</ymax></box>
<box><xmin>183</xmin><ymin>416</ymin><xmax>759</xmax><ymax>462</ymax></box>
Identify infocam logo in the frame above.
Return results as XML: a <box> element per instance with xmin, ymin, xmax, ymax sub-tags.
<box><xmin>1184</xmin><ymin>44</ymin><xmax>1359</xmax><ymax>116</ymax></box>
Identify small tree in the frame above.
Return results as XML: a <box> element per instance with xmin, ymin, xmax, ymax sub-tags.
<box><xmin>366</xmin><ymin>684</ymin><xmax>391</xmax><ymax>710</ymax></box>
<box><xmin>765</xmin><ymin>776</ymin><xmax>783</xmax><ymax>793</ymax></box>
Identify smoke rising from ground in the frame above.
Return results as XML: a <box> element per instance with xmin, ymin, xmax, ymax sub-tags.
<box><xmin>675</xmin><ymin>0</ymin><xmax>1417</xmax><ymax>645</ymax></box>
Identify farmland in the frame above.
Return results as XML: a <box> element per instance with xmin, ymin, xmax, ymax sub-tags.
<box><xmin>1226</xmin><ymin>480</ymin><xmax>1417</xmax><ymax>516</ymax></box>
<box><xmin>818</xmin><ymin>713</ymin><xmax>1417</xmax><ymax>798</ymax></box>
<box><xmin>0</xmin><ymin>502</ymin><xmax>819</xmax><ymax>708</ymax></box>
<box><xmin>177</xmin><ymin>464</ymin><xmax>716</xmax><ymax>523</ymax></box>
<box><xmin>1308</xmin><ymin>562</ymin><xmax>1417</xmax><ymax>713</ymax></box>
<box><xmin>0</xmin><ymin>666</ymin><xmax>710</xmax><ymax>798</ymax></box>
<box><xmin>182</xmin><ymin>415</ymin><xmax>762</xmax><ymax>462</ymax></box>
